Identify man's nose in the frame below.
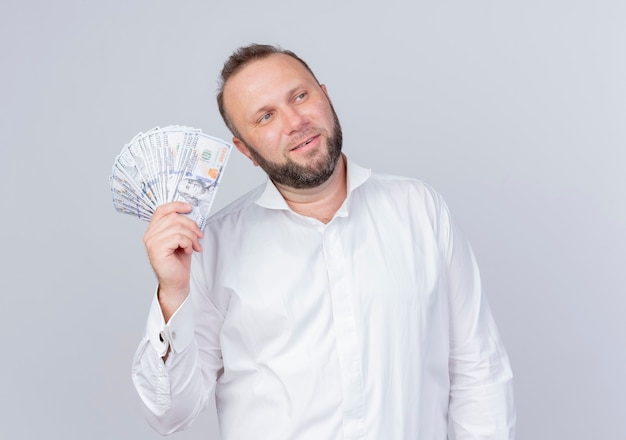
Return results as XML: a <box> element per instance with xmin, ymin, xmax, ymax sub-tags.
<box><xmin>282</xmin><ymin>106</ymin><xmax>307</xmax><ymax>134</ymax></box>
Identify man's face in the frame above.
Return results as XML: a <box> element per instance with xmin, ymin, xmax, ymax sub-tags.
<box><xmin>222</xmin><ymin>53</ymin><xmax>342</xmax><ymax>189</ymax></box>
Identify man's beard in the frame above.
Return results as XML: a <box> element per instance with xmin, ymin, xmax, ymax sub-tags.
<box><xmin>241</xmin><ymin>106</ymin><xmax>343</xmax><ymax>189</ymax></box>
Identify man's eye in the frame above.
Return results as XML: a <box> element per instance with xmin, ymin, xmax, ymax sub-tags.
<box><xmin>296</xmin><ymin>92</ymin><xmax>307</xmax><ymax>101</ymax></box>
<box><xmin>260</xmin><ymin>113</ymin><xmax>272</xmax><ymax>122</ymax></box>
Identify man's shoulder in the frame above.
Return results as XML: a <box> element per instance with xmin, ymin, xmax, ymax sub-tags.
<box><xmin>365</xmin><ymin>170</ymin><xmax>438</xmax><ymax>200</ymax></box>
<box><xmin>356</xmin><ymin>169</ymin><xmax>450</xmax><ymax>223</ymax></box>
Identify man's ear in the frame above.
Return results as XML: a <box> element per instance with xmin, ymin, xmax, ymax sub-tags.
<box><xmin>233</xmin><ymin>137</ymin><xmax>259</xmax><ymax>166</ymax></box>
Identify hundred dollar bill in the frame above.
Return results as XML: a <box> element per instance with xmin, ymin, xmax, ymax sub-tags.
<box><xmin>172</xmin><ymin>133</ymin><xmax>232</xmax><ymax>229</ymax></box>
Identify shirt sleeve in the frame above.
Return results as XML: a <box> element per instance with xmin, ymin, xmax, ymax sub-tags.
<box><xmin>131</xmin><ymin>271</ymin><xmax>225</xmax><ymax>435</ymax></box>
<box><xmin>431</xmin><ymin>189</ymin><xmax>516</xmax><ymax>439</ymax></box>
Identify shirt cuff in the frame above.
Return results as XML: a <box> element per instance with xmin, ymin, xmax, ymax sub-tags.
<box><xmin>146</xmin><ymin>287</ymin><xmax>195</xmax><ymax>357</ymax></box>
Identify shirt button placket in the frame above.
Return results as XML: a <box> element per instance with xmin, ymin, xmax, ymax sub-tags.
<box><xmin>322</xmin><ymin>222</ymin><xmax>366</xmax><ymax>439</ymax></box>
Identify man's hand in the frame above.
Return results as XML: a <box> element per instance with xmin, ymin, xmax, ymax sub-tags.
<box><xmin>143</xmin><ymin>202</ymin><xmax>204</xmax><ymax>321</ymax></box>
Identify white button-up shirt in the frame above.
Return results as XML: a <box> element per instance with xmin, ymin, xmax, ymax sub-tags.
<box><xmin>132</xmin><ymin>158</ymin><xmax>515</xmax><ymax>439</ymax></box>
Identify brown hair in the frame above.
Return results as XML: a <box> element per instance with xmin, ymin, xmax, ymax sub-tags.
<box><xmin>216</xmin><ymin>43</ymin><xmax>320</xmax><ymax>137</ymax></box>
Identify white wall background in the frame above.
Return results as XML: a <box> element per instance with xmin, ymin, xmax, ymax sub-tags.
<box><xmin>1</xmin><ymin>1</ymin><xmax>624</xmax><ymax>438</ymax></box>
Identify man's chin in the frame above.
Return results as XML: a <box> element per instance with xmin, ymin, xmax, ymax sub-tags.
<box><xmin>270</xmin><ymin>154</ymin><xmax>340</xmax><ymax>189</ymax></box>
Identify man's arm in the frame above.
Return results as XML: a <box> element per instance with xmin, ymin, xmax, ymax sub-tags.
<box><xmin>131</xmin><ymin>202</ymin><xmax>223</xmax><ymax>435</ymax></box>
<box><xmin>432</xmin><ymin>191</ymin><xmax>516</xmax><ymax>439</ymax></box>
<box><xmin>132</xmin><ymin>288</ymin><xmax>224</xmax><ymax>435</ymax></box>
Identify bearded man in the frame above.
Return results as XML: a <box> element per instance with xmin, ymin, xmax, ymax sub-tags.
<box><xmin>132</xmin><ymin>43</ymin><xmax>516</xmax><ymax>439</ymax></box>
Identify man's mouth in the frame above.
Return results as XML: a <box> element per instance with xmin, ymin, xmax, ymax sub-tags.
<box><xmin>291</xmin><ymin>135</ymin><xmax>318</xmax><ymax>151</ymax></box>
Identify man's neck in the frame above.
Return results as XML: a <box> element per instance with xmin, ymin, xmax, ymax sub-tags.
<box><xmin>275</xmin><ymin>155</ymin><xmax>347</xmax><ymax>224</ymax></box>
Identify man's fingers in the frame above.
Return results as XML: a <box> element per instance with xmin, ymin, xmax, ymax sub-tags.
<box><xmin>145</xmin><ymin>224</ymin><xmax>202</xmax><ymax>256</ymax></box>
<box><xmin>145</xmin><ymin>203</ymin><xmax>203</xmax><ymax>242</ymax></box>
<box><xmin>151</xmin><ymin>201</ymin><xmax>195</xmax><ymax>223</ymax></box>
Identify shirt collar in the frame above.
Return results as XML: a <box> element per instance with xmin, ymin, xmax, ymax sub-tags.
<box><xmin>254</xmin><ymin>155</ymin><xmax>372</xmax><ymax>212</ymax></box>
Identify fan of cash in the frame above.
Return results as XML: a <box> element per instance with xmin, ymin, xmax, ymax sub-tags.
<box><xmin>109</xmin><ymin>125</ymin><xmax>232</xmax><ymax>229</ymax></box>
